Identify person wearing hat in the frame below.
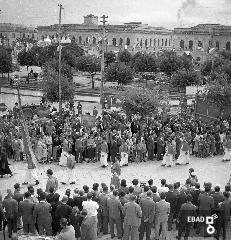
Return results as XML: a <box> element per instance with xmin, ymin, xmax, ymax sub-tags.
<box><xmin>56</xmin><ymin>218</ymin><xmax>75</xmax><ymax>240</ymax></box>
<box><xmin>80</xmin><ymin>209</ymin><xmax>97</xmax><ymax>240</ymax></box>
<box><xmin>123</xmin><ymin>195</ymin><xmax>142</xmax><ymax>240</ymax></box>
<box><xmin>45</xmin><ymin>169</ymin><xmax>58</xmax><ymax>193</ymax></box>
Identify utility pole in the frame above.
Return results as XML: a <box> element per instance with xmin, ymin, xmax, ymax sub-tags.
<box><xmin>100</xmin><ymin>15</ymin><xmax>108</xmax><ymax>109</ymax></box>
<box><xmin>58</xmin><ymin>4</ymin><xmax>64</xmax><ymax>115</ymax></box>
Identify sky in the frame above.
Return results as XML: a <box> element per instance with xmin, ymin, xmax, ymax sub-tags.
<box><xmin>0</xmin><ymin>0</ymin><xmax>231</xmax><ymax>29</ymax></box>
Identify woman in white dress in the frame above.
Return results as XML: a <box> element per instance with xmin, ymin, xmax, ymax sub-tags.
<box><xmin>176</xmin><ymin>137</ymin><xmax>190</xmax><ymax>165</ymax></box>
<box><xmin>59</xmin><ymin>136</ymin><xmax>69</xmax><ymax>166</ymax></box>
<box><xmin>161</xmin><ymin>139</ymin><xmax>174</xmax><ymax>167</ymax></box>
<box><xmin>119</xmin><ymin>140</ymin><xmax>129</xmax><ymax>167</ymax></box>
<box><xmin>100</xmin><ymin>139</ymin><xmax>108</xmax><ymax>167</ymax></box>
<box><xmin>222</xmin><ymin>135</ymin><xmax>231</xmax><ymax>162</ymax></box>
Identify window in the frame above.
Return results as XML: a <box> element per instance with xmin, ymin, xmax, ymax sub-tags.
<box><xmin>145</xmin><ymin>39</ymin><xmax>148</xmax><ymax>47</ymax></box>
<box><xmin>150</xmin><ymin>39</ymin><xmax>152</xmax><ymax>46</ymax></box>
<box><xmin>165</xmin><ymin>39</ymin><xmax>167</xmax><ymax>46</ymax></box>
<box><xmin>198</xmin><ymin>41</ymin><xmax>203</xmax><ymax>47</ymax></box>
<box><xmin>169</xmin><ymin>39</ymin><xmax>171</xmax><ymax>46</ymax></box>
<box><xmin>209</xmin><ymin>41</ymin><xmax>212</xmax><ymax>48</ymax></box>
<box><xmin>112</xmin><ymin>38</ymin><xmax>117</xmax><ymax>46</ymax></box>
<box><xmin>154</xmin><ymin>39</ymin><xmax>156</xmax><ymax>46</ymax></box>
<box><xmin>12</xmin><ymin>33</ymin><xmax>15</xmax><ymax>38</ymax></box>
<box><xmin>189</xmin><ymin>40</ymin><xmax>193</xmax><ymax>50</ymax></box>
<box><xmin>226</xmin><ymin>42</ymin><xmax>230</xmax><ymax>51</ymax></box>
<box><xmin>93</xmin><ymin>37</ymin><xmax>96</xmax><ymax>44</ymax></box>
<box><xmin>23</xmin><ymin>33</ymin><xmax>25</xmax><ymax>38</ymax></box>
<box><xmin>140</xmin><ymin>39</ymin><xmax>143</xmax><ymax>46</ymax></box>
<box><xmin>158</xmin><ymin>39</ymin><xmax>160</xmax><ymax>46</ymax></box>
<box><xmin>32</xmin><ymin>33</ymin><xmax>34</xmax><ymax>39</ymax></box>
<box><xmin>119</xmin><ymin>38</ymin><xmax>123</xmax><ymax>46</ymax></box>
<box><xmin>126</xmin><ymin>38</ymin><xmax>130</xmax><ymax>46</ymax></box>
<box><xmin>79</xmin><ymin>36</ymin><xmax>82</xmax><ymax>43</ymax></box>
<box><xmin>216</xmin><ymin>41</ymin><xmax>219</xmax><ymax>50</ymax></box>
<box><xmin>162</xmin><ymin>39</ymin><xmax>164</xmax><ymax>46</ymax></box>
<box><xmin>180</xmin><ymin>40</ymin><xmax>184</xmax><ymax>49</ymax></box>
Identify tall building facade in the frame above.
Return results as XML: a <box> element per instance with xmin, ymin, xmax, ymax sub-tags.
<box><xmin>0</xmin><ymin>23</ymin><xmax>37</xmax><ymax>46</ymax></box>
<box><xmin>173</xmin><ymin>24</ymin><xmax>231</xmax><ymax>63</ymax></box>
<box><xmin>37</xmin><ymin>14</ymin><xmax>173</xmax><ymax>54</ymax></box>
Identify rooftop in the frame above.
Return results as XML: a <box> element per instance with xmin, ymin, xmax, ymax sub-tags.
<box><xmin>0</xmin><ymin>23</ymin><xmax>37</xmax><ymax>32</ymax></box>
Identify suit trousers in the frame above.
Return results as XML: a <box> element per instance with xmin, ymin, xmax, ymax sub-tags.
<box><xmin>100</xmin><ymin>215</ymin><xmax>109</xmax><ymax>234</ymax></box>
<box><xmin>109</xmin><ymin>217</ymin><xmax>122</xmax><ymax>238</ymax></box>
<box><xmin>216</xmin><ymin>218</ymin><xmax>227</xmax><ymax>240</ymax></box>
<box><xmin>38</xmin><ymin>222</ymin><xmax>52</xmax><ymax>236</ymax></box>
<box><xmin>123</xmin><ymin>225</ymin><xmax>139</xmax><ymax>240</ymax></box>
<box><xmin>155</xmin><ymin>220</ymin><xmax>167</xmax><ymax>240</ymax></box>
<box><xmin>7</xmin><ymin>218</ymin><xmax>17</xmax><ymax>237</ymax></box>
<box><xmin>23</xmin><ymin>222</ymin><xmax>35</xmax><ymax>234</ymax></box>
<box><xmin>178</xmin><ymin>222</ymin><xmax>192</xmax><ymax>239</ymax></box>
<box><xmin>168</xmin><ymin>211</ymin><xmax>175</xmax><ymax>230</ymax></box>
<box><xmin>139</xmin><ymin>221</ymin><xmax>152</xmax><ymax>240</ymax></box>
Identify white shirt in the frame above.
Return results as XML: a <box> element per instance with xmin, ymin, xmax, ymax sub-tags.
<box><xmin>82</xmin><ymin>200</ymin><xmax>99</xmax><ymax>217</ymax></box>
<box><xmin>158</xmin><ymin>186</ymin><xmax>169</xmax><ymax>194</ymax></box>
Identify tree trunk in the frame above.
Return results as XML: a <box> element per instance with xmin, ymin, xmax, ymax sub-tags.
<box><xmin>91</xmin><ymin>76</ymin><xmax>94</xmax><ymax>89</ymax></box>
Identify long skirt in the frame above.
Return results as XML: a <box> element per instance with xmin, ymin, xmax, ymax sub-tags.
<box><xmin>162</xmin><ymin>153</ymin><xmax>173</xmax><ymax>166</ymax></box>
<box><xmin>223</xmin><ymin>148</ymin><xmax>231</xmax><ymax>161</ymax></box>
<box><xmin>24</xmin><ymin>168</ymin><xmax>39</xmax><ymax>184</ymax></box>
<box><xmin>64</xmin><ymin>167</ymin><xmax>76</xmax><ymax>184</ymax></box>
<box><xmin>176</xmin><ymin>150</ymin><xmax>190</xmax><ymax>165</ymax></box>
<box><xmin>59</xmin><ymin>151</ymin><xmax>69</xmax><ymax>167</ymax></box>
<box><xmin>100</xmin><ymin>152</ymin><xmax>108</xmax><ymax>167</ymax></box>
<box><xmin>120</xmin><ymin>152</ymin><xmax>128</xmax><ymax>167</ymax></box>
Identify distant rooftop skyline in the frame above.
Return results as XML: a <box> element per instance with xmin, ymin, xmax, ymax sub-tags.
<box><xmin>0</xmin><ymin>0</ymin><xmax>230</xmax><ymax>29</ymax></box>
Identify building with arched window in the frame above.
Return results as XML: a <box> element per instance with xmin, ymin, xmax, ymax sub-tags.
<box><xmin>173</xmin><ymin>24</ymin><xmax>231</xmax><ymax>63</ymax></box>
<box><xmin>37</xmin><ymin>14</ymin><xmax>173</xmax><ymax>54</ymax></box>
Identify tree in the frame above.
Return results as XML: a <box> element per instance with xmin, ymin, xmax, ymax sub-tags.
<box><xmin>105</xmin><ymin>51</ymin><xmax>116</xmax><ymax>67</ymax></box>
<box><xmin>205</xmin><ymin>73</ymin><xmax>231</xmax><ymax>114</ymax></box>
<box><xmin>75</xmin><ymin>55</ymin><xmax>101</xmax><ymax>88</ymax></box>
<box><xmin>158</xmin><ymin>51</ymin><xmax>183</xmax><ymax>75</ymax></box>
<box><xmin>42</xmin><ymin>67</ymin><xmax>74</xmax><ymax>103</ymax></box>
<box><xmin>201</xmin><ymin>58</ymin><xmax>223</xmax><ymax>76</ymax></box>
<box><xmin>105</xmin><ymin>62</ymin><xmax>134</xmax><ymax>85</ymax></box>
<box><xmin>131</xmin><ymin>52</ymin><xmax>157</xmax><ymax>72</ymax></box>
<box><xmin>0</xmin><ymin>46</ymin><xmax>12</xmax><ymax>80</ymax></box>
<box><xmin>117</xmin><ymin>86</ymin><xmax>168</xmax><ymax>118</ymax></box>
<box><xmin>118</xmin><ymin>50</ymin><xmax>132</xmax><ymax>65</ymax></box>
<box><xmin>17</xmin><ymin>49</ymin><xmax>37</xmax><ymax>66</ymax></box>
<box><xmin>171</xmin><ymin>70</ymin><xmax>200</xmax><ymax>90</ymax></box>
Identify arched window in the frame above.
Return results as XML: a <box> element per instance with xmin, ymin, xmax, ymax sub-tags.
<box><xmin>162</xmin><ymin>39</ymin><xmax>164</xmax><ymax>46</ymax></box>
<box><xmin>93</xmin><ymin>37</ymin><xmax>96</xmax><ymax>44</ymax></box>
<box><xmin>150</xmin><ymin>39</ymin><xmax>152</xmax><ymax>46</ymax></box>
<box><xmin>140</xmin><ymin>39</ymin><xmax>143</xmax><ymax>46</ymax></box>
<box><xmin>169</xmin><ymin>39</ymin><xmax>171</xmax><ymax>46</ymax></box>
<box><xmin>180</xmin><ymin>40</ymin><xmax>184</xmax><ymax>49</ymax></box>
<box><xmin>79</xmin><ymin>36</ymin><xmax>82</xmax><ymax>44</ymax></box>
<box><xmin>126</xmin><ymin>38</ymin><xmax>130</xmax><ymax>46</ymax></box>
<box><xmin>119</xmin><ymin>38</ymin><xmax>123</xmax><ymax>46</ymax></box>
<box><xmin>216</xmin><ymin>41</ymin><xmax>219</xmax><ymax>50</ymax></box>
<box><xmin>198</xmin><ymin>41</ymin><xmax>203</xmax><ymax>47</ymax></box>
<box><xmin>154</xmin><ymin>39</ymin><xmax>156</xmax><ymax>46</ymax></box>
<box><xmin>41</xmin><ymin>35</ymin><xmax>44</xmax><ymax>40</ymax></box>
<box><xmin>145</xmin><ymin>39</ymin><xmax>148</xmax><ymax>47</ymax></box>
<box><xmin>189</xmin><ymin>40</ymin><xmax>193</xmax><ymax>50</ymax></box>
<box><xmin>226</xmin><ymin>42</ymin><xmax>230</xmax><ymax>51</ymax></box>
<box><xmin>158</xmin><ymin>39</ymin><xmax>160</xmax><ymax>46</ymax></box>
<box><xmin>165</xmin><ymin>39</ymin><xmax>167</xmax><ymax>46</ymax></box>
<box><xmin>112</xmin><ymin>38</ymin><xmax>117</xmax><ymax>46</ymax></box>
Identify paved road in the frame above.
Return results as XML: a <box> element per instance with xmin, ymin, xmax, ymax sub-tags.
<box><xmin>0</xmin><ymin>155</ymin><xmax>229</xmax><ymax>239</ymax></box>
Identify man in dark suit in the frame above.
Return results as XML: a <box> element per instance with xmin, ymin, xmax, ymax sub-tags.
<box><xmin>19</xmin><ymin>192</ymin><xmax>35</xmax><ymax>234</ymax></box>
<box><xmin>123</xmin><ymin>195</ymin><xmax>142</xmax><ymax>240</ymax></box>
<box><xmin>98</xmin><ymin>186</ymin><xmax>109</xmax><ymax>235</ymax></box>
<box><xmin>155</xmin><ymin>192</ymin><xmax>170</xmax><ymax>240</ymax></box>
<box><xmin>139</xmin><ymin>191</ymin><xmax>155</xmax><ymax>240</ymax></box>
<box><xmin>2</xmin><ymin>189</ymin><xmax>18</xmax><ymax>238</ymax></box>
<box><xmin>190</xmin><ymin>183</ymin><xmax>201</xmax><ymax>207</ymax></box>
<box><xmin>13</xmin><ymin>183</ymin><xmax>23</xmax><ymax>230</ymax></box>
<box><xmin>55</xmin><ymin>196</ymin><xmax>72</xmax><ymax>232</ymax></box>
<box><xmin>33</xmin><ymin>192</ymin><xmax>52</xmax><ymax>236</ymax></box>
<box><xmin>73</xmin><ymin>190</ymin><xmax>87</xmax><ymax>211</ymax></box>
<box><xmin>110</xmin><ymin>136</ymin><xmax>118</xmax><ymax>163</ymax></box>
<box><xmin>177</xmin><ymin>194</ymin><xmax>197</xmax><ymax>240</ymax></box>
<box><xmin>211</xmin><ymin>185</ymin><xmax>225</xmax><ymax>214</ymax></box>
<box><xmin>166</xmin><ymin>184</ymin><xmax>178</xmax><ymax>231</ymax></box>
<box><xmin>107</xmin><ymin>190</ymin><xmax>123</xmax><ymax>239</ymax></box>
<box><xmin>196</xmin><ymin>185</ymin><xmax>214</xmax><ymax>237</ymax></box>
<box><xmin>46</xmin><ymin>186</ymin><xmax>55</xmax><ymax>203</ymax></box>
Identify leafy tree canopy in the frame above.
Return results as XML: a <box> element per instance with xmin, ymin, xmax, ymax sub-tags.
<box><xmin>118</xmin><ymin>50</ymin><xmax>132</xmax><ymax>65</ymax></box>
<box><xmin>0</xmin><ymin>46</ymin><xmax>12</xmax><ymax>74</ymax></box>
<box><xmin>104</xmin><ymin>51</ymin><xmax>116</xmax><ymax>66</ymax></box>
<box><xmin>105</xmin><ymin>62</ymin><xmax>134</xmax><ymax>85</ymax></box>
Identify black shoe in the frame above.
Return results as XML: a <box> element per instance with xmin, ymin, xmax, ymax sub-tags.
<box><xmin>161</xmin><ymin>164</ymin><xmax>166</xmax><ymax>167</ymax></box>
<box><xmin>185</xmin><ymin>163</ymin><xmax>189</xmax><ymax>165</ymax></box>
<box><xmin>176</xmin><ymin>163</ymin><xmax>181</xmax><ymax>165</ymax></box>
<box><xmin>35</xmin><ymin>180</ymin><xmax>39</xmax><ymax>185</ymax></box>
<box><xmin>70</xmin><ymin>181</ymin><xmax>76</xmax><ymax>185</ymax></box>
<box><xmin>124</xmin><ymin>164</ymin><xmax>128</xmax><ymax>166</ymax></box>
<box><xmin>22</xmin><ymin>182</ymin><xmax>28</xmax><ymax>185</ymax></box>
<box><xmin>61</xmin><ymin>182</ymin><xmax>66</xmax><ymax>185</ymax></box>
<box><xmin>167</xmin><ymin>165</ymin><xmax>172</xmax><ymax>167</ymax></box>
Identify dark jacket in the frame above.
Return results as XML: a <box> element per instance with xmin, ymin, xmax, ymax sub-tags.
<box><xmin>140</xmin><ymin>197</ymin><xmax>155</xmax><ymax>223</ymax></box>
<box><xmin>2</xmin><ymin>198</ymin><xmax>18</xmax><ymax>219</ymax></box>
<box><xmin>166</xmin><ymin>191</ymin><xmax>178</xmax><ymax>213</ymax></box>
<box><xmin>178</xmin><ymin>202</ymin><xmax>197</xmax><ymax>223</ymax></box>
<box><xmin>19</xmin><ymin>199</ymin><xmax>35</xmax><ymax>224</ymax></box>
<box><xmin>107</xmin><ymin>196</ymin><xmax>123</xmax><ymax>219</ymax></box>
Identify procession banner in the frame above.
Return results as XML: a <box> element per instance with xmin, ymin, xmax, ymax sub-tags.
<box><xmin>81</xmin><ymin>115</ymin><xmax>96</xmax><ymax>127</ymax></box>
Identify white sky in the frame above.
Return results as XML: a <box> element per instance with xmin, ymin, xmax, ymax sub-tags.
<box><xmin>0</xmin><ymin>0</ymin><xmax>230</xmax><ymax>29</ymax></box>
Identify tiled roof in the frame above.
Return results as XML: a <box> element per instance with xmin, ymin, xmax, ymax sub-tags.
<box><xmin>0</xmin><ymin>23</ymin><xmax>37</xmax><ymax>32</ymax></box>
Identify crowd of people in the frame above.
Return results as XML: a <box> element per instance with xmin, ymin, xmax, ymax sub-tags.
<box><xmin>0</xmin><ymin>102</ymin><xmax>231</xmax><ymax>177</ymax></box>
<box><xmin>0</xmin><ymin>166</ymin><xmax>230</xmax><ymax>240</ymax></box>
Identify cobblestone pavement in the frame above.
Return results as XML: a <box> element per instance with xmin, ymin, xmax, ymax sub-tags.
<box><xmin>0</xmin><ymin>155</ymin><xmax>230</xmax><ymax>239</ymax></box>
